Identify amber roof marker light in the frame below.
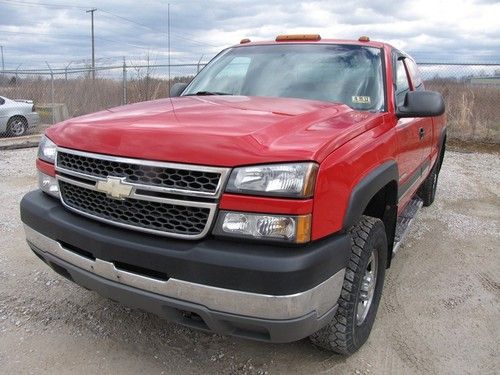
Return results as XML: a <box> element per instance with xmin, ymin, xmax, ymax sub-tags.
<box><xmin>240</xmin><ymin>38</ymin><xmax>251</xmax><ymax>44</ymax></box>
<box><xmin>275</xmin><ymin>34</ymin><xmax>321</xmax><ymax>42</ymax></box>
<box><xmin>358</xmin><ymin>36</ymin><xmax>370</xmax><ymax>42</ymax></box>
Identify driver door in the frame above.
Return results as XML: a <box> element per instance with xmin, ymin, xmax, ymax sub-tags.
<box><xmin>394</xmin><ymin>55</ymin><xmax>427</xmax><ymax>202</ymax></box>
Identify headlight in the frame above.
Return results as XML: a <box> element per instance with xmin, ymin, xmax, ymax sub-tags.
<box><xmin>213</xmin><ymin>211</ymin><xmax>311</xmax><ymax>243</ymax></box>
<box><xmin>38</xmin><ymin>171</ymin><xmax>59</xmax><ymax>198</ymax></box>
<box><xmin>225</xmin><ymin>162</ymin><xmax>318</xmax><ymax>198</ymax></box>
<box><xmin>38</xmin><ymin>135</ymin><xmax>57</xmax><ymax>164</ymax></box>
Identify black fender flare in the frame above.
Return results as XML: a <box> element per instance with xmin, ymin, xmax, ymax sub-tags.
<box><xmin>437</xmin><ymin>127</ymin><xmax>447</xmax><ymax>173</ymax></box>
<box><xmin>342</xmin><ymin>160</ymin><xmax>399</xmax><ymax>230</ymax></box>
<box><xmin>438</xmin><ymin>126</ymin><xmax>447</xmax><ymax>145</ymax></box>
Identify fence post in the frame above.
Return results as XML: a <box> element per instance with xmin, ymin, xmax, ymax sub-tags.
<box><xmin>45</xmin><ymin>61</ymin><xmax>55</xmax><ymax>125</ymax></box>
<box><xmin>15</xmin><ymin>63</ymin><xmax>22</xmax><ymax>85</ymax></box>
<box><xmin>197</xmin><ymin>54</ymin><xmax>204</xmax><ymax>73</ymax></box>
<box><xmin>146</xmin><ymin>53</ymin><xmax>150</xmax><ymax>101</ymax></box>
<box><xmin>122</xmin><ymin>58</ymin><xmax>127</xmax><ymax>105</ymax></box>
<box><xmin>65</xmin><ymin>61</ymin><xmax>73</xmax><ymax>82</ymax></box>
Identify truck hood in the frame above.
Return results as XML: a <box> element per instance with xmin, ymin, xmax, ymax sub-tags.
<box><xmin>47</xmin><ymin>96</ymin><xmax>385</xmax><ymax>167</ymax></box>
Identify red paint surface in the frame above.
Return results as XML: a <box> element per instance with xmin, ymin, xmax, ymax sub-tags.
<box><xmin>46</xmin><ymin>96</ymin><xmax>379</xmax><ymax>167</ymax></box>
<box><xmin>220</xmin><ymin>194</ymin><xmax>313</xmax><ymax>215</ymax></box>
<box><xmin>42</xmin><ymin>40</ymin><xmax>445</xmax><ymax>241</ymax></box>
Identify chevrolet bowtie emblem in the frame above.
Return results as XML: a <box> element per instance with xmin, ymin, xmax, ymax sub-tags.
<box><xmin>96</xmin><ymin>176</ymin><xmax>133</xmax><ymax>199</ymax></box>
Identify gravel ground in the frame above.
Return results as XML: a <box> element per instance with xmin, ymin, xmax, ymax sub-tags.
<box><xmin>0</xmin><ymin>148</ymin><xmax>499</xmax><ymax>374</ymax></box>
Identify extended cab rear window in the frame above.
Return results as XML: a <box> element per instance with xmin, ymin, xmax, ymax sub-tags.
<box><xmin>184</xmin><ymin>44</ymin><xmax>385</xmax><ymax>112</ymax></box>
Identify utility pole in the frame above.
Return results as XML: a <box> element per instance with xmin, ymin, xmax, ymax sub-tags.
<box><xmin>86</xmin><ymin>8</ymin><xmax>97</xmax><ymax>80</ymax></box>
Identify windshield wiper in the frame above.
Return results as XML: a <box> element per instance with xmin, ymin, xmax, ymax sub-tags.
<box><xmin>184</xmin><ymin>91</ymin><xmax>232</xmax><ymax>96</ymax></box>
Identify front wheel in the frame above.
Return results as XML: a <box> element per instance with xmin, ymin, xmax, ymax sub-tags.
<box><xmin>309</xmin><ymin>216</ymin><xmax>387</xmax><ymax>355</ymax></box>
<box><xmin>7</xmin><ymin>116</ymin><xmax>28</xmax><ymax>137</ymax></box>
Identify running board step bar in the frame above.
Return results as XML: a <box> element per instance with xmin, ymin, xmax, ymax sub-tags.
<box><xmin>392</xmin><ymin>197</ymin><xmax>423</xmax><ymax>257</ymax></box>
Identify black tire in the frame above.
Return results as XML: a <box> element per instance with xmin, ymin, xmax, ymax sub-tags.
<box><xmin>309</xmin><ymin>216</ymin><xmax>387</xmax><ymax>355</ymax></box>
<box><xmin>419</xmin><ymin>138</ymin><xmax>445</xmax><ymax>207</ymax></box>
<box><xmin>418</xmin><ymin>162</ymin><xmax>439</xmax><ymax>207</ymax></box>
<box><xmin>7</xmin><ymin>116</ymin><xmax>28</xmax><ymax>137</ymax></box>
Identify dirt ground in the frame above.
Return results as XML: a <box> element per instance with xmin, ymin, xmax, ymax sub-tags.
<box><xmin>0</xmin><ymin>148</ymin><xmax>498</xmax><ymax>374</ymax></box>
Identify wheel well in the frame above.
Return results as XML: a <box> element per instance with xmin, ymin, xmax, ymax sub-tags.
<box><xmin>362</xmin><ymin>180</ymin><xmax>398</xmax><ymax>268</ymax></box>
<box><xmin>8</xmin><ymin>115</ymin><xmax>27</xmax><ymax>125</ymax></box>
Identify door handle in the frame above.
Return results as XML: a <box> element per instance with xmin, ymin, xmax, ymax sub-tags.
<box><xmin>419</xmin><ymin>128</ymin><xmax>425</xmax><ymax>140</ymax></box>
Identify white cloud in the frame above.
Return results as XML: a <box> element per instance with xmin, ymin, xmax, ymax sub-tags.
<box><xmin>0</xmin><ymin>0</ymin><xmax>498</xmax><ymax>70</ymax></box>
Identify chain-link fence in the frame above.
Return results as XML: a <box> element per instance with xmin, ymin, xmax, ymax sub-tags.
<box><xmin>419</xmin><ymin>63</ymin><xmax>500</xmax><ymax>143</ymax></box>
<box><xmin>0</xmin><ymin>62</ymin><xmax>202</xmax><ymax>137</ymax></box>
<box><xmin>1</xmin><ymin>62</ymin><xmax>499</xmax><ymax>142</ymax></box>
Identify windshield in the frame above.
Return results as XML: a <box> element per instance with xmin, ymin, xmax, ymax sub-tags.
<box><xmin>183</xmin><ymin>44</ymin><xmax>385</xmax><ymax>111</ymax></box>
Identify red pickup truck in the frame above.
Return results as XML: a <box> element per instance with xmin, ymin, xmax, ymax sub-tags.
<box><xmin>20</xmin><ymin>35</ymin><xmax>445</xmax><ymax>354</ymax></box>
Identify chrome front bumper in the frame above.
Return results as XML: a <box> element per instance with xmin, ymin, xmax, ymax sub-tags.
<box><xmin>24</xmin><ymin>225</ymin><xmax>345</xmax><ymax>321</ymax></box>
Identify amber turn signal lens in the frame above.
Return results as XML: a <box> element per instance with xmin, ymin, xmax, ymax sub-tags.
<box><xmin>295</xmin><ymin>214</ymin><xmax>312</xmax><ymax>244</ymax></box>
<box><xmin>302</xmin><ymin>164</ymin><xmax>319</xmax><ymax>197</ymax></box>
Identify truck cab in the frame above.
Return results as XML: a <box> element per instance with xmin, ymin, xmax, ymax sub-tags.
<box><xmin>20</xmin><ymin>35</ymin><xmax>445</xmax><ymax>354</ymax></box>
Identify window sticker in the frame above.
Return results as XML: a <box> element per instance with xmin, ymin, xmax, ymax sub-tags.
<box><xmin>352</xmin><ymin>96</ymin><xmax>371</xmax><ymax>104</ymax></box>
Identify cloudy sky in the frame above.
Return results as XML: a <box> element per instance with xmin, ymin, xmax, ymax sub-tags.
<box><xmin>0</xmin><ymin>0</ymin><xmax>499</xmax><ymax>70</ymax></box>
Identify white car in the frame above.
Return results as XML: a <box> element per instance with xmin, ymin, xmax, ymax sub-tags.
<box><xmin>0</xmin><ymin>95</ymin><xmax>40</xmax><ymax>136</ymax></box>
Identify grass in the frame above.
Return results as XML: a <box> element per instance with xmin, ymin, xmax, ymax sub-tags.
<box><xmin>425</xmin><ymin>79</ymin><xmax>500</xmax><ymax>143</ymax></box>
<box><xmin>1</xmin><ymin>75</ymin><xmax>499</xmax><ymax>143</ymax></box>
<box><xmin>1</xmin><ymin>75</ymin><xmax>193</xmax><ymax>118</ymax></box>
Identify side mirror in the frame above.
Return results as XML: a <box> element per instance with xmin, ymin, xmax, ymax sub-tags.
<box><xmin>170</xmin><ymin>82</ymin><xmax>188</xmax><ymax>97</ymax></box>
<box><xmin>397</xmin><ymin>91</ymin><xmax>445</xmax><ymax>118</ymax></box>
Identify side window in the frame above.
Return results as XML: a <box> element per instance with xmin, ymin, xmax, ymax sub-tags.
<box><xmin>406</xmin><ymin>60</ymin><xmax>424</xmax><ymax>90</ymax></box>
<box><xmin>395</xmin><ymin>59</ymin><xmax>410</xmax><ymax>107</ymax></box>
<box><xmin>0</xmin><ymin>97</ymin><xmax>5</xmax><ymax>105</ymax></box>
<box><xmin>211</xmin><ymin>56</ymin><xmax>250</xmax><ymax>94</ymax></box>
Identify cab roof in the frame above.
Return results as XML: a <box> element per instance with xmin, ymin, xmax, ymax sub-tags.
<box><xmin>233</xmin><ymin>35</ymin><xmax>393</xmax><ymax>50</ymax></box>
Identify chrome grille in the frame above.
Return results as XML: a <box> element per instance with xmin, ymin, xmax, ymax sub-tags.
<box><xmin>55</xmin><ymin>147</ymin><xmax>230</xmax><ymax>239</ymax></box>
<box><xmin>59</xmin><ymin>181</ymin><xmax>211</xmax><ymax>236</ymax></box>
<box><xmin>57</xmin><ymin>150</ymin><xmax>223</xmax><ymax>196</ymax></box>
